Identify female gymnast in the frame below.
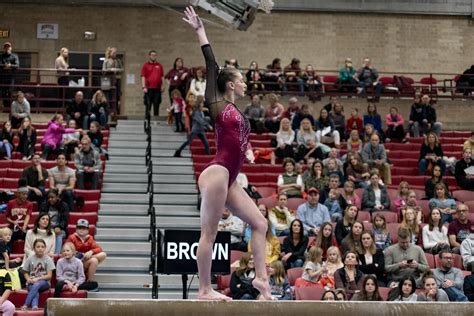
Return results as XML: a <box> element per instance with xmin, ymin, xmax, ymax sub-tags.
<box><xmin>183</xmin><ymin>6</ymin><xmax>273</xmax><ymax>300</ymax></box>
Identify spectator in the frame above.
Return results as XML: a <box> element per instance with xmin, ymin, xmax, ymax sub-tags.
<box><xmin>281</xmin><ymin>219</ymin><xmax>308</xmax><ymax>269</ymax></box>
<box><xmin>341</xmin><ymin>180</ymin><xmax>361</xmax><ymax>208</ymax></box>
<box><xmin>282</xmin><ymin>97</ymin><xmax>300</xmax><ymax>123</ymax></box>
<box><xmin>248</xmin><ymin>219</ymin><xmax>280</xmax><ymax>265</ymax></box>
<box><xmin>403</xmin><ymin>191</ymin><xmax>424</xmax><ymax>225</ymax></box>
<box><xmin>345</xmin><ymin>153</ymin><xmax>369</xmax><ymax>188</ymax></box>
<box><xmin>461</xmin><ymin>232</ymin><xmax>474</xmax><ymax>272</ymax></box>
<box><xmin>0</xmin><ymin>42</ymin><xmax>19</xmax><ymax>108</ymax></box>
<box><xmin>23</xmin><ymin>213</ymin><xmax>55</xmax><ymax>261</ymax></box>
<box><xmin>334</xmin><ymin>250</ymin><xmax>365</xmax><ymax>300</ymax></box>
<box><xmin>350</xmin><ymin>275</ymin><xmax>383</xmax><ymax>301</ymax></box>
<box><xmin>21</xmin><ymin>239</ymin><xmax>55</xmax><ymax>310</ymax></box>
<box><xmin>322</xmin><ymin>148</ymin><xmax>343</xmax><ymax>173</ymax></box>
<box><xmin>264</xmin><ymin>93</ymin><xmax>285</xmax><ymax>133</ymax></box>
<box><xmin>383</xmin><ymin>227</ymin><xmax>430</xmax><ymax>286</ymax></box>
<box><xmin>423</xmin><ymin>96</ymin><xmax>442</xmax><ymax>137</ymax></box>
<box><xmin>55</xmin><ymin>47</ymin><xmax>70</xmax><ymax>86</ymax></box>
<box><xmin>67</xmin><ymin>219</ymin><xmax>107</xmax><ymax>283</ymax></box>
<box><xmin>346</xmin><ymin>108</ymin><xmax>364</xmax><ymax>136</ymax></box>
<box><xmin>274</xmin><ymin>118</ymin><xmax>295</xmax><ymax>160</ymax></box>
<box><xmin>448</xmin><ymin>204</ymin><xmax>473</xmax><ymax>254</ymax></box>
<box><xmin>246</xmin><ymin>61</ymin><xmax>264</xmax><ymax>92</ymax></box>
<box><xmin>385</xmin><ymin>106</ymin><xmax>405</xmax><ymax>143</ymax></box>
<box><xmin>464</xmin><ymin>272</ymin><xmax>474</xmax><ymax>301</ymax></box>
<box><xmin>296</xmin><ymin>118</ymin><xmax>321</xmax><ymax>162</ymax></box>
<box><xmin>10</xmin><ymin>91</ymin><xmax>30</xmax><ymax>129</ymax></box>
<box><xmin>48</xmin><ymin>152</ymin><xmax>76</xmax><ymax>212</ymax></box>
<box><xmin>17</xmin><ymin>117</ymin><xmax>36</xmax><ymax>160</ymax></box>
<box><xmin>321</xmin><ymin>290</ymin><xmax>337</xmax><ymax>301</ymax></box>
<box><xmin>102</xmin><ymin>46</ymin><xmax>123</xmax><ymax>104</ymax></box>
<box><xmin>41</xmin><ymin>114</ymin><xmax>77</xmax><ymax>160</ymax></box>
<box><xmin>323</xmin><ymin>96</ymin><xmax>339</xmax><ymax>113</ymax></box>
<box><xmin>243</xmin><ymin>95</ymin><xmax>265</xmax><ymax>134</ymax></box>
<box><xmin>304</xmin><ymin>160</ymin><xmax>328</xmax><ymax>192</ymax></box>
<box><xmin>432</xmin><ymin>249</ymin><xmax>468</xmax><ymax>301</ymax></box>
<box><xmin>321</xmin><ymin>175</ymin><xmax>347</xmax><ymax>209</ymax></box>
<box><xmin>407</xmin><ymin>94</ymin><xmax>423</xmax><ymax>137</ymax></box>
<box><xmin>0</xmin><ymin>121</ymin><xmax>13</xmax><ymax>160</ymax></box>
<box><xmin>429</xmin><ymin>182</ymin><xmax>456</xmax><ymax>224</ymax></box>
<box><xmin>282</xmin><ymin>58</ymin><xmax>304</xmax><ymax>94</ymax></box>
<box><xmin>361</xmin><ymin>134</ymin><xmax>391</xmax><ymax>185</ymax></box>
<box><xmin>362</xmin><ymin>123</ymin><xmax>379</xmax><ymax>144</ymax></box>
<box><xmin>230</xmin><ymin>254</ymin><xmax>259</xmax><ymax>300</ymax></box>
<box><xmin>268</xmin><ymin>193</ymin><xmax>294</xmax><ymax>237</ymax></box>
<box><xmin>268</xmin><ymin>260</ymin><xmax>292</xmax><ymax>300</ymax></box>
<box><xmin>22</xmin><ymin>154</ymin><xmax>48</xmax><ymax>204</ymax></box>
<box><xmin>54</xmin><ymin>242</ymin><xmax>98</xmax><ymax>297</ymax></box>
<box><xmin>324</xmin><ymin>189</ymin><xmax>344</xmax><ymax>222</ymax></box>
<box><xmin>363</xmin><ymin>103</ymin><xmax>383</xmax><ymax>136</ymax></box>
<box><xmin>410</xmin><ymin>95</ymin><xmax>442</xmax><ymax>137</ymax></box>
<box><xmin>62</xmin><ymin>119</ymin><xmax>81</xmax><ymax>161</ymax></box>
<box><xmin>75</xmin><ymin>136</ymin><xmax>101</xmax><ymax>190</ymax></box>
<box><xmin>335</xmin><ymin>205</ymin><xmax>359</xmax><ymax>245</ymax></box>
<box><xmin>263</xmin><ymin>58</ymin><xmax>283</xmax><ymax>91</ymax></box>
<box><xmin>334</xmin><ymin>288</ymin><xmax>347</xmax><ymax>301</ymax></box>
<box><xmin>457</xmin><ymin>65</ymin><xmax>474</xmax><ymax>96</ymax></box>
<box><xmin>400</xmin><ymin>207</ymin><xmax>422</xmax><ymax>245</ymax></box>
<box><xmin>422</xmin><ymin>208</ymin><xmax>450</xmax><ymax>254</ymax></box>
<box><xmin>355</xmin><ymin>58</ymin><xmax>383</xmax><ymax>99</ymax></box>
<box><xmin>0</xmin><ymin>256</ymin><xmax>15</xmax><ymax>314</ymax></box>
<box><xmin>419</xmin><ymin>132</ymin><xmax>445</xmax><ymax>176</ymax></box>
<box><xmin>361</xmin><ymin>171</ymin><xmax>390</xmax><ymax>213</ymax></box>
<box><xmin>311</xmin><ymin>222</ymin><xmax>337</xmax><ymax>261</ymax></box>
<box><xmin>323</xmin><ymin>246</ymin><xmax>344</xmax><ymax>280</ymax></box>
<box><xmin>325</xmin><ymin>158</ymin><xmax>344</xmax><ymax>184</ymax></box>
<box><xmin>87</xmin><ymin>121</ymin><xmax>108</xmax><ymax>158</ymax></box>
<box><xmin>277</xmin><ymin>158</ymin><xmax>303</xmax><ymax>198</ymax></box>
<box><xmin>425</xmin><ymin>165</ymin><xmax>448</xmax><ymax>199</ymax></box>
<box><xmin>340</xmin><ymin>220</ymin><xmax>364</xmax><ymax>254</ymax></box>
<box><xmin>88</xmin><ymin>90</ymin><xmax>108</xmax><ymax>128</ymax></box>
<box><xmin>386</xmin><ymin>276</ymin><xmax>418</xmax><ymax>301</ymax></box>
<box><xmin>463</xmin><ymin>132</ymin><xmax>474</xmax><ymax>153</ymax></box>
<box><xmin>393</xmin><ymin>181</ymin><xmax>410</xmax><ymax>215</ymax></box>
<box><xmin>417</xmin><ymin>272</ymin><xmax>450</xmax><ymax>301</ymax></box>
<box><xmin>39</xmin><ymin>189</ymin><xmax>69</xmax><ymax>254</ymax></box>
<box><xmin>291</xmin><ymin>103</ymin><xmax>314</xmax><ymax>132</ymax></box>
<box><xmin>165</xmin><ymin>57</ymin><xmax>189</xmax><ymax>102</ymax></box>
<box><xmin>455</xmin><ymin>148</ymin><xmax>474</xmax><ymax>190</ymax></box>
<box><xmin>0</xmin><ymin>228</ymin><xmax>21</xmax><ymax>270</ymax></box>
<box><xmin>188</xmin><ymin>66</ymin><xmax>206</xmax><ymax>97</ymax></box>
<box><xmin>141</xmin><ymin>50</ymin><xmax>164</xmax><ymax>117</ymax></box>
<box><xmin>167</xmin><ymin>89</ymin><xmax>185</xmax><ymax>133</ymax></box>
<box><xmin>296</xmin><ymin>188</ymin><xmax>330</xmax><ymax>236</ymax></box>
<box><xmin>218</xmin><ymin>208</ymin><xmax>246</xmax><ymax>252</ymax></box>
<box><xmin>316</xmin><ymin>108</ymin><xmax>341</xmax><ymax>148</ymax></box>
<box><xmin>294</xmin><ymin>246</ymin><xmax>324</xmax><ymax>288</ymax></box>
<box><xmin>338</xmin><ymin>58</ymin><xmax>357</xmax><ymax>93</ymax></box>
<box><xmin>66</xmin><ymin>91</ymin><xmax>89</xmax><ymax>130</ymax></box>
<box><xmin>372</xmin><ymin>213</ymin><xmax>391</xmax><ymax>251</ymax></box>
<box><xmin>331</xmin><ymin>102</ymin><xmax>346</xmax><ymax>139</ymax></box>
<box><xmin>5</xmin><ymin>185</ymin><xmax>32</xmax><ymax>246</ymax></box>
<box><xmin>301</xmin><ymin>64</ymin><xmax>321</xmax><ymax>100</ymax></box>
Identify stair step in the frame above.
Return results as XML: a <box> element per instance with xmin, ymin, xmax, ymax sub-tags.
<box><xmin>108</xmin><ymin>148</ymin><xmax>191</xmax><ymax>158</ymax></box>
<box><xmin>99</xmin><ymin>256</ymin><xmax>149</xmax><ymax>272</ymax></box>
<box><xmin>99</xmin><ymin>216</ymin><xmax>200</xmax><ymax>229</ymax></box>
<box><xmin>107</xmin><ymin>157</ymin><xmax>192</xmax><ymax>166</ymax></box>
<box><xmin>103</xmin><ymin>183</ymin><xmax>198</xmax><ymax>194</ymax></box>
<box><xmin>104</xmin><ymin>174</ymin><xmax>147</xmax><ymax>183</ymax></box>
<box><xmin>100</xmin><ymin>193</ymin><xmax>198</xmax><ymax>205</ymax></box>
<box><xmin>95</xmin><ymin>228</ymin><xmax>149</xmax><ymax>241</ymax></box>
<box><xmin>100</xmin><ymin>241</ymin><xmax>150</xmax><ymax>255</ymax></box>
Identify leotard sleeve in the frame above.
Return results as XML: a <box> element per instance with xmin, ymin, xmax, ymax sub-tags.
<box><xmin>201</xmin><ymin>44</ymin><xmax>219</xmax><ymax>106</ymax></box>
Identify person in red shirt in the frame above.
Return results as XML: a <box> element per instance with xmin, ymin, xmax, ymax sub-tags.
<box><xmin>5</xmin><ymin>185</ymin><xmax>33</xmax><ymax>247</ymax></box>
<box><xmin>165</xmin><ymin>57</ymin><xmax>189</xmax><ymax>103</ymax></box>
<box><xmin>141</xmin><ymin>50</ymin><xmax>164</xmax><ymax>117</ymax></box>
<box><xmin>346</xmin><ymin>108</ymin><xmax>364</xmax><ymax>137</ymax></box>
<box><xmin>67</xmin><ymin>219</ymin><xmax>107</xmax><ymax>282</ymax></box>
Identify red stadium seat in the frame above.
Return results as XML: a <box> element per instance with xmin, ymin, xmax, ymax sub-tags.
<box><xmin>12</xmin><ymin>240</ymin><xmax>25</xmax><ymax>254</ymax></box>
<box><xmin>11</xmin><ymin>160</ymin><xmax>30</xmax><ymax>169</ymax></box>
<box><xmin>294</xmin><ymin>286</ymin><xmax>326</xmax><ymax>300</ymax></box>
<box><xmin>322</xmin><ymin>75</ymin><xmax>339</xmax><ymax>92</ymax></box>
<box><xmin>373</xmin><ymin>211</ymin><xmax>398</xmax><ymax>224</ymax></box>
<box><xmin>216</xmin><ymin>274</ymin><xmax>232</xmax><ymax>293</ymax></box>
<box><xmin>6</xmin><ymin>168</ymin><xmax>22</xmax><ymax>179</ymax></box>
<box><xmin>464</xmin><ymin>201</ymin><xmax>474</xmax><ymax>213</ymax></box>
<box><xmin>3</xmin><ymin>178</ymin><xmax>18</xmax><ymax>189</ymax></box>
<box><xmin>74</xmin><ymin>189</ymin><xmax>101</xmax><ymax>201</ymax></box>
<box><xmin>286</xmin><ymin>198</ymin><xmax>306</xmax><ymax>211</ymax></box>
<box><xmin>0</xmin><ymin>160</ymin><xmax>12</xmax><ymax>169</ymax></box>
<box><xmin>9</xmin><ymin>289</ymin><xmax>49</xmax><ymax>308</ymax></box>
<box><xmin>287</xmin><ymin>267</ymin><xmax>303</xmax><ymax>286</ymax></box>
<box><xmin>387</xmin><ymin>223</ymin><xmax>400</xmax><ymax>243</ymax></box>
<box><xmin>78</xmin><ymin>201</ymin><xmax>100</xmax><ymax>213</ymax></box>
<box><xmin>256</xmin><ymin>186</ymin><xmax>275</xmax><ymax>198</ymax></box>
<box><xmin>452</xmin><ymin>190</ymin><xmax>474</xmax><ymax>203</ymax></box>
<box><xmin>258</xmin><ymin>196</ymin><xmax>279</xmax><ymax>209</ymax></box>
<box><xmin>425</xmin><ymin>252</ymin><xmax>436</xmax><ymax>269</ymax></box>
<box><xmin>68</xmin><ymin>212</ymin><xmax>97</xmax><ymax>225</ymax></box>
<box><xmin>379</xmin><ymin>287</ymin><xmax>391</xmax><ymax>301</ymax></box>
<box><xmin>52</xmin><ymin>289</ymin><xmax>88</xmax><ymax>298</ymax></box>
<box><xmin>357</xmin><ymin>211</ymin><xmax>371</xmax><ymax>223</ymax></box>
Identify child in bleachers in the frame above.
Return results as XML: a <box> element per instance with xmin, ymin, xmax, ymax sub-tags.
<box><xmin>403</xmin><ymin>190</ymin><xmax>423</xmax><ymax>224</ymax></box>
<box><xmin>17</xmin><ymin>117</ymin><xmax>37</xmax><ymax>160</ymax></box>
<box><xmin>325</xmin><ymin>158</ymin><xmax>344</xmax><ymax>184</ymax></box>
<box><xmin>346</xmin><ymin>129</ymin><xmax>363</xmax><ymax>153</ymax></box>
<box><xmin>0</xmin><ymin>121</ymin><xmax>13</xmax><ymax>160</ymax></box>
<box><xmin>322</xmin><ymin>246</ymin><xmax>343</xmax><ymax>280</ymax></box>
<box><xmin>167</xmin><ymin>89</ymin><xmax>184</xmax><ymax>133</ymax></box>
<box><xmin>393</xmin><ymin>181</ymin><xmax>410</xmax><ymax>215</ymax></box>
<box><xmin>54</xmin><ymin>242</ymin><xmax>98</xmax><ymax>297</ymax></box>
<box><xmin>63</xmin><ymin>119</ymin><xmax>81</xmax><ymax>161</ymax></box>
<box><xmin>346</xmin><ymin>108</ymin><xmax>363</xmax><ymax>137</ymax></box>
<box><xmin>400</xmin><ymin>208</ymin><xmax>421</xmax><ymax>245</ymax></box>
<box><xmin>341</xmin><ymin>181</ymin><xmax>360</xmax><ymax>208</ymax></box>
<box><xmin>41</xmin><ymin>114</ymin><xmax>77</xmax><ymax>160</ymax></box>
<box><xmin>363</xmin><ymin>103</ymin><xmax>383</xmax><ymax>137</ymax></box>
<box><xmin>0</xmin><ymin>228</ymin><xmax>22</xmax><ymax>269</ymax></box>
<box><xmin>0</xmin><ymin>264</ymin><xmax>15</xmax><ymax>316</ymax></box>
<box><xmin>324</xmin><ymin>189</ymin><xmax>343</xmax><ymax>222</ymax></box>
<box><xmin>429</xmin><ymin>182</ymin><xmax>456</xmax><ymax>224</ymax></box>
<box><xmin>295</xmin><ymin>246</ymin><xmax>324</xmax><ymax>288</ymax></box>
<box><xmin>87</xmin><ymin>121</ymin><xmax>108</xmax><ymax>159</ymax></box>
<box><xmin>21</xmin><ymin>238</ymin><xmax>55</xmax><ymax>310</ymax></box>
<box><xmin>371</xmin><ymin>214</ymin><xmax>391</xmax><ymax>251</ymax></box>
<box><xmin>268</xmin><ymin>260</ymin><xmax>292</xmax><ymax>300</ymax></box>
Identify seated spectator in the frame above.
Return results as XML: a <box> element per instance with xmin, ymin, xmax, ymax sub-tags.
<box><xmin>345</xmin><ymin>154</ymin><xmax>369</xmax><ymax>189</ymax></box>
<box><xmin>0</xmin><ymin>121</ymin><xmax>13</xmax><ymax>160</ymax></box>
<box><xmin>310</xmin><ymin>222</ymin><xmax>337</xmax><ymax>261</ymax></box>
<box><xmin>323</xmin><ymin>246</ymin><xmax>344</xmax><ymax>280</ymax></box>
<box><xmin>351</xmin><ymin>275</ymin><xmax>383</xmax><ymax>301</ymax></box>
<box><xmin>41</xmin><ymin>114</ymin><xmax>77</xmax><ymax>160</ymax></box>
<box><xmin>67</xmin><ymin>219</ymin><xmax>107</xmax><ymax>283</ymax></box>
<box><xmin>432</xmin><ymin>249</ymin><xmax>468</xmax><ymax>301</ymax></box>
<box><xmin>48</xmin><ymin>152</ymin><xmax>76</xmax><ymax>212</ymax></box>
<box><xmin>281</xmin><ymin>219</ymin><xmax>308</xmax><ymax>269</ymax></box>
<box><xmin>464</xmin><ymin>272</ymin><xmax>474</xmax><ymax>301</ymax></box>
<box><xmin>372</xmin><ymin>213</ymin><xmax>391</xmax><ymax>251</ymax></box>
<box><xmin>335</xmin><ymin>205</ymin><xmax>359</xmax><ymax>245</ymax></box>
<box><xmin>263</xmin><ymin>58</ymin><xmax>283</xmax><ymax>91</ymax></box>
<box><xmin>461</xmin><ymin>231</ymin><xmax>474</xmax><ymax>272</ymax></box>
<box><xmin>54</xmin><ymin>242</ymin><xmax>98</xmax><ymax>297</ymax></box>
<box><xmin>282</xmin><ymin>97</ymin><xmax>300</xmax><ymax>123</ymax></box>
<box><xmin>422</xmin><ymin>208</ymin><xmax>450</xmax><ymax>254</ymax></box>
<box><xmin>75</xmin><ymin>136</ymin><xmax>101</xmax><ymax>190</ymax></box>
<box><xmin>66</xmin><ymin>91</ymin><xmax>89</xmax><ymax>130</ymax></box>
<box><xmin>386</xmin><ymin>276</ymin><xmax>418</xmax><ymax>301</ymax></box>
<box><xmin>429</xmin><ymin>182</ymin><xmax>456</xmax><ymax>224</ymax></box>
<box><xmin>296</xmin><ymin>188</ymin><xmax>330</xmax><ymax>236</ymax></box>
<box><xmin>331</xmin><ymin>102</ymin><xmax>345</xmax><ymax>139</ymax></box>
<box><xmin>463</xmin><ymin>132</ymin><xmax>474</xmax><ymax>153</ymax></box>
<box><xmin>5</xmin><ymin>184</ymin><xmax>32</xmax><ymax>247</ymax></box>
<box><xmin>296</xmin><ymin>118</ymin><xmax>324</xmax><ymax>162</ymax></box>
<box><xmin>294</xmin><ymin>246</ymin><xmax>324</xmax><ymax>288</ymax></box>
<box><xmin>0</xmin><ymin>256</ymin><xmax>16</xmax><ymax>314</ymax></box>
<box><xmin>63</xmin><ymin>119</ymin><xmax>81</xmax><ymax>161</ymax></box>
<box><xmin>361</xmin><ymin>171</ymin><xmax>390</xmax><ymax>213</ymax></box>
<box><xmin>358</xmin><ymin>231</ymin><xmax>385</xmax><ymax>285</ymax></box>
<box><xmin>282</xmin><ymin>58</ymin><xmax>304</xmax><ymax>94</ymax></box>
<box><xmin>402</xmin><ymin>190</ymin><xmax>423</xmax><ymax>224</ymax></box>
<box><xmin>246</xmin><ymin>61</ymin><xmax>264</xmax><ymax>93</ymax></box>
<box><xmin>334</xmin><ymin>250</ymin><xmax>365</xmax><ymax>300</ymax></box>
<box><xmin>321</xmin><ymin>175</ymin><xmax>347</xmax><ymax>209</ymax></box>
<box><xmin>425</xmin><ymin>165</ymin><xmax>448</xmax><ymax>199</ymax></box>
<box><xmin>218</xmin><ymin>208</ymin><xmax>246</xmax><ymax>251</ymax></box>
<box><xmin>0</xmin><ymin>228</ymin><xmax>22</xmax><ymax>270</ymax></box>
<box><xmin>243</xmin><ymin>95</ymin><xmax>265</xmax><ymax>134</ymax></box>
<box><xmin>363</xmin><ymin>103</ymin><xmax>383</xmax><ymax>136</ymax></box>
<box><xmin>393</xmin><ymin>181</ymin><xmax>410</xmax><ymax>215</ymax></box>
<box><xmin>301</xmin><ymin>157</ymin><xmax>315</xmax><ymax>183</ymax></box>
<box><xmin>340</xmin><ymin>220</ymin><xmax>364</xmax><ymax>254</ymax></box>
<box><xmin>248</xmin><ymin>220</ymin><xmax>280</xmax><ymax>265</ymax></box>
<box><xmin>277</xmin><ymin>158</ymin><xmax>303</xmax><ymax>198</ymax></box>
<box><xmin>274</xmin><ymin>118</ymin><xmax>295</xmax><ymax>160</ymax></box>
<box><xmin>316</xmin><ymin>108</ymin><xmax>341</xmax><ymax>148</ymax></box>
<box><xmin>325</xmin><ymin>158</ymin><xmax>344</xmax><ymax>184</ymax></box>
<box><xmin>362</xmin><ymin>123</ymin><xmax>380</xmax><ymax>144</ymax></box>
<box><xmin>448</xmin><ymin>204</ymin><xmax>473</xmax><ymax>254</ymax></box>
<box><xmin>10</xmin><ymin>91</ymin><xmax>30</xmax><ymax>129</ymax></box>
<box><xmin>322</xmin><ymin>148</ymin><xmax>343</xmax><ymax>173</ymax></box>
<box><xmin>341</xmin><ymin>181</ymin><xmax>361</xmax><ymax>208</ymax></box>
<box><xmin>304</xmin><ymin>160</ymin><xmax>328</xmax><ymax>193</ymax></box>
<box><xmin>324</xmin><ymin>189</ymin><xmax>344</xmax><ymax>222</ymax></box>
<box><xmin>400</xmin><ymin>207</ymin><xmax>422</xmax><ymax>245</ymax></box>
<box><xmin>337</xmin><ymin>58</ymin><xmax>357</xmax><ymax>93</ymax></box>
<box><xmin>419</xmin><ymin>132</ymin><xmax>445</xmax><ymax>176</ymax></box>
<box><xmin>188</xmin><ymin>66</ymin><xmax>206</xmax><ymax>97</ymax></box>
<box><xmin>39</xmin><ymin>189</ymin><xmax>69</xmax><ymax>254</ymax></box>
<box><xmin>385</xmin><ymin>106</ymin><xmax>405</xmax><ymax>143</ymax></box>
<box><xmin>355</xmin><ymin>58</ymin><xmax>383</xmax><ymax>99</ymax></box>
<box><xmin>410</xmin><ymin>95</ymin><xmax>442</xmax><ymax>137</ymax></box>
<box><xmin>264</xmin><ymin>93</ymin><xmax>284</xmax><ymax>133</ymax></box>
<box><xmin>22</xmin><ymin>154</ymin><xmax>49</xmax><ymax>204</ymax></box>
<box><xmin>321</xmin><ymin>289</ymin><xmax>337</xmax><ymax>301</ymax></box>
<box><xmin>268</xmin><ymin>260</ymin><xmax>292</xmax><ymax>300</ymax></box>
<box><xmin>383</xmin><ymin>227</ymin><xmax>430</xmax><ymax>286</ymax></box>
<box><xmin>17</xmin><ymin>117</ymin><xmax>36</xmax><ymax>160</ymax></box>
<box><xmin>346</xmin><ymin>108</ymin><xmax>364</xmax><ymax>137</ymax></box>
<box><xmin>88</xmin><ymin>90</ymin><xmax>108</xmax><ymax>128</ymax></box>
<box><xmin>291</xmin><ymin>103</ymin><xmax>314</xmax><ymax>132</ymax></box>
<box><xmin>417</xmin><ymin>272</ymin><xmax>450</xmax><ymax>301</ymax></box>
<box><xmin>301</xmin><ymin>64</ymin><xmax>322</xmax><ymax>100</ymax></box>
<box><xmin>268</xmin><ymin>194</ymin><xmax>294</xmax><ymax>237</ymax></box>
<box><xmin>87</xmin><ymin>121</ymin><xmax>108</xmax><ymax>158</ymax></box>
<box><xmin>408</xmin><ymin>94</ymin><xmax>424</xmax><ymax>137</ymax></box>
<box><xmin>230</xmin><ymin>254</ymin><xmax>259</xmax><ymax>300</ymax></box>
<box><xmin>455</xmin><ymin>148</ymin><xmax>474</xmax><ymax>191</ymax></box>
<box><xmin>423</xmin><ymin>95</ymin><xmax>442</xmax><ymax>137</ymax></box>
<box><xmin>24</xmin><ymin>213</ymin><xmax>55</xmax><ymax>261</ymax></box>
<box><xmin>361</xmin><ymin>134</ymin><xmax>391</xmax><ymax>185</ymax></box>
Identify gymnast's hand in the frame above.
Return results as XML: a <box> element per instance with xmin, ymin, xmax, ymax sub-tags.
<box><xmin>246</xmin><ymin>149</ymin><xmax>255</xmax><ymax>164</ymax></box>
<box><xmin>183</xmin><ymin>6</ymin><xmax>204</xmax><ymax>32</ymax></box>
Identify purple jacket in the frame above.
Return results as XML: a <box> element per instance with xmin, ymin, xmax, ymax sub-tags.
<box><xmin>42</xmin><ymin>120</ymin><xmax>75</xmax><ymax>149</ymax></box>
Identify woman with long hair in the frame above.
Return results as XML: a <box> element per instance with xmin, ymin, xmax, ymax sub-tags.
<box><xmin>189</xmin><ymin>66</ymin><xmax>206</xmax><ymax>97</ymax></box>
<box><xmin>304</xmin><ymin>160</ymin><xmax>329</xmax><ymax>192</ymax></box>
<box><xmin>387</xmin><ymin>276</ymin><xmax>418</xmax><ymax>301</ymax></box>
<box><xmin>275</xmin><ymin>118</ymin><xmax>295</xmax><ymax>160</ymax></box>
<box><xmin>340</xmin><ymin>220</ymin><xmax>364</xmax><ymax>254</ymax></box>
<box><xmin>419</xmin><ymin>132</ymin><xmax>446</xmax><ymax>175</ymax></box>
<box><xmin>422</xmin><ymin>208</ymin><xmax>450</xmax><ymax>254</ymax></box>
<box><xmin>334</xmin><ymin>250</ymin><xmax>365</xmax><ymax>300</ymax></box>
<box><xmin>17</xmin><ymin>116</ymin><xmax>36</xmax><ymax>160</ymax></box>
<box><xmin>316</xmin><ymin>108</ymin><xmax>341</xmax><ymax>148</ymax></box>
<box><xmin>281</xmin><ymin>219</ymin><xmax>308</xmax><ymax>269</ymax></box>
<box><xmin>165</xmin><ymin>57</ymin><xmax>189</xmax><ymax>102</ymax></box>
<box><xmin>23</xmin><ymin>213</ymin><xmax>55</xmax><ymax>261</ymax></box>
<box><xmin>335</xmin><ymin>205</ymin><xmax>359</xmax><ymax>244</ymax></box>
<box><xmin>428</xmin><ymin>182</ymin><xmax>456</xmax><ymax>224</ymax></box>
<box><xmin>425</xmin><ymin>165</ymin><xmax>448</xmax><ymax>199</ymax></box>
<box><xmin>89</xmin><ymin>90</ymin><xmax>109</xmax><ymax>127</ymax></box>
<box><xmin>230</xmin><ymin>254</ymin><xmax>259</xmax><ymax>300</ymax></box>
<box><xmin>358</xmin><ymin>230</ymin><xmax>385</xmax><ymax>284</ymax></box>
<box><xmin>312</xmin><ymin>222</ymin><xmax>337</xmax><ymax>260</ymax></box>
<box><xmin>351</xmin><ymin>275</ymin><xmax>383</xmax><ymax>301</ymax></box>
<box><xmin>55</xmin><ymin>47</ymin><xmax>69</xmax><ymax>86</ymax></box>
<box><xmin>400</xmin><ymin>207</ymin><xmax>421</xmax><ymax>245</ymax></box>
<box><xmin>345</xmin><ymin>154</ymin><xmax>370</xmax><ymax>188</ymax></box>
<box><xmin>248</xmin><ymin>219</ymin><xmax>281</xmax><ymax>265</ymax></box>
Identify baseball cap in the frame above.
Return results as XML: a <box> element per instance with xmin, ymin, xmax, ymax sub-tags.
<box><xmin>18</xmin><ymin>186</ymin><xmax>28</xmax><ymax>193</ymax></box>
<box><xmin>307</xmin><ymin>188</ymin><xmax>319</xmax><ymax>195</ymax></box>
<box><xmin>3</xmin><ymin>42</ymin><xmax>11</xmax><ymax>47</ymax></box>
<box><xmin>76</xmin><ymin>219</ymin><xmax>89</xmax><ymax>228</ymax></box>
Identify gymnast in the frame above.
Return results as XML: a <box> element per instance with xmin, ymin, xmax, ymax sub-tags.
<box><xmin>183</xmin><ymin>6</ymin><xmax>273</xmax><ymax>300</ymax></box>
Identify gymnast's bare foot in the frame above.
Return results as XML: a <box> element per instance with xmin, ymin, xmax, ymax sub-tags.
<box><xmin>252</xmin><ymin>277</ymin><xmax>275</xmax><ymax>300</ymax></box>
<box><xmin>198</xmin><ymin>288</ymin><xmax>232</xmax><ymax>301</ymax></box>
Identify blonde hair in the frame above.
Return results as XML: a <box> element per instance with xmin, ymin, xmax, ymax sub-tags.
<box><xmin>105</xmin><ymin>47</ymin><xmax>116</xmax><ymax>59</ymax></box>
<box><xmin>305</xmin><ymin>246</ymin><xmax>323</xmax><ymax>266</ymax></box>
<box><xmin>278</xmin><ymin>118</ymin><xmax>293</xmax><ymax>134</ymax></box>
<box><xmin>326</xmin><ymin>246</ymin><xmax>342</xmax><ymax>265</ymax></box>
<box><xmin>269</xmin><ymin>260</ymin><xmax>286</xmax><ymax>286</ymax></box>
<box><xmin>299</xmin><ymin>118</ymin><xmax>313</xmax><ymax>134</ymax></box>
<box><xmin>92</xmin><ymin>90</ymin><xmax>107</xmax><ymax>104</ymax></box>
<box><xmin>0</xmin><ymin>227</ymin><xmax>12</xmax><ymax>238</ymax></box>
<box><xmin>268</xmin><ymin>93</ymin><xmax>279</xmax><ymax>104</ymax></box>
<box><xmin>61</xmin><ymin>242</ymin><xmax>76</xmax><ymax>254</ymax></box>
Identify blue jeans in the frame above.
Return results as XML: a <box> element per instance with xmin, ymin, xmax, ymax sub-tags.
<box><xmin>55</xmin><ymin>230</ymin><xmax>66</xmax><ymax>254</ymax></box>
<box><xmin>419</xmin><ymin>158</ymin><xmax>446</xmax><ymax>176</ymax></box>
<box><xmin>60</xmin><ymin>189</ymin><xmax>75</xmax><ymax>212</ymax></box>
<box><xmin>290</xmin><ymin>258</ymin><xmax>304</xmax><ymax>268</ymax></box>
<box><xmin>25</xmin><ymin>279</ymin><xmax>49</xmax><ymax>308</ymax></box>
<box><xmin>0</xmin><ymin>142</ymin><xmax>12</xmax><ymax>158</ymax></box>
<box><xmin>444</xmin><ymin>286</ymin><xmax>469</xmax><ymax>302</ymax></box>
<box><xmin>176</xmin><ymin>131</ymin><xmax>209</xmax><ymax>155</ymax></box>
<box><xmin>275</xmin><ymin>229</ymin><xmax>290</xmax><ymax>237</ymax></box>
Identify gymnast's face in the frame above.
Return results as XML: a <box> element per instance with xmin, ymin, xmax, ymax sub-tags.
<box><xmin>231</xmin><ymin>72</ymin><xmax>247</xmax><ymax>98</ymax></box>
